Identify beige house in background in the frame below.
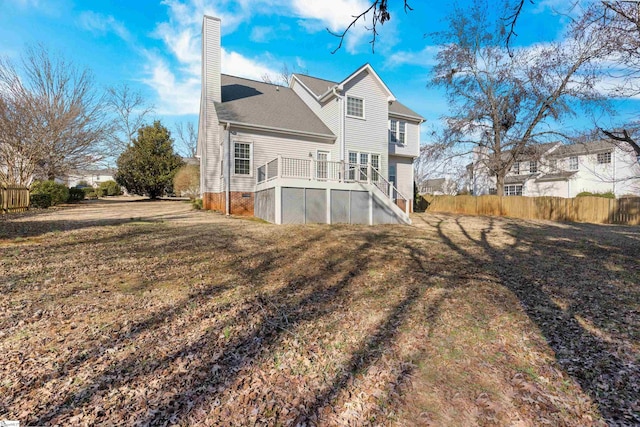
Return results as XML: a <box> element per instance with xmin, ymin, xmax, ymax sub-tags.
<box><xmin>470</xmin><ymin>141</ymin><xmax>640</xmax><ymax>198</ymax></box>
<box><xmin>196</xmin><ymin>16</ymin><xmax>424</xmax><ymax>225</ymax></box>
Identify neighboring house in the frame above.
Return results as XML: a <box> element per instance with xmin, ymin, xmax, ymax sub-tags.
<box><xmin>470</xmin><ymin>141</ymin><xmax>640</xmax><ymax>197</ymax></box>
<box><xmin>197</xmin><ymin>16</ymin><xmax>424</xmax><ymax>225</ymax></box>
<box><xmin>65</xmin><ymin>169</ymin><xmax>116</xmax><ymax>188</ymax></box>
<box><xmin>420</xmin><ymin>178</ymin><xmax>458</xmax><ymax>195</ymax></box>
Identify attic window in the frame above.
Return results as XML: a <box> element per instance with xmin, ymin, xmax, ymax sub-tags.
<box><xmin>346</xmin><ymin>96</ymin><xmax>364</xmax><ymax>118</ymax></box>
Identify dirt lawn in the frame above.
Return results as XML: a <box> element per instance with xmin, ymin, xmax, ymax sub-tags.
<box><xmin>1</xmin><ymin>199</ymin><xmax>638</xmax><ymax>426</ymax></box>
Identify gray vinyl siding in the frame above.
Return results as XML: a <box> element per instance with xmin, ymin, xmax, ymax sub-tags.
<box><xmin>201</xmin><ymin>105</ymin><xmax>221</xmax><ymax>193</ymax></box>
<box><xmin>389</xmin><ymin>155</ymin><xmax>414</xmax><ymax>202</ymax></box>
<box><xmin>200</xmin><ymin>16</ymin><xmax>222</xmax><ymax>194</ymax></box>
<box><xmin>203</xmin><ymin>17</ymin><xmax>221</xmax><ymax>103</ymax></box>
<box><xmin>291</xmin><ymin>80</ymin><xmax>341</xmax><ymax>162</ymax></box>
<box><xmin>388</xmin><ymin>119</ymin><xmax>420</xmax><ymax>158</ymax></box>
<box><xmin>343</xmin><ymin>71</ymin><xmax>389</xmax><ymax>178</ymax></box>
<box><xmin>228</xmin><ymin>128</ymin><xmax>337</xmax><ymax>192</ymax></box>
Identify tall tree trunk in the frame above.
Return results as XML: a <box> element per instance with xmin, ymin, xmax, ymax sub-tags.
<box><xmin>496</xmin><ymin>173</ymin><xmax>505</xmax><ymax>196</ymax></box>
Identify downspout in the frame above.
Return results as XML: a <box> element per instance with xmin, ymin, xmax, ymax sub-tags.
<box><xmin>332</xmin><ymin>87</ymin><xmax>345</xmax><ymax>162</ymax></box>
<box><xmin>225</xmin><ymin>122</ymin><xmax>231</xmax><ymax>216</ymax></box>
<box><xmin>612</xmin><ymin>148</ymin><xmax>616</xmax><ymax>196</ymax></box>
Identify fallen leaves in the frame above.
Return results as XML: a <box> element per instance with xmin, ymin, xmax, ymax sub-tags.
<box><xmin>0</xmin><ymin>203</ymin><xmax>637</xmax><ymax>425</ymax></box>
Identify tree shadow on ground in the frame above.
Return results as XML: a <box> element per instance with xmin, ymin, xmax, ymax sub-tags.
<box><xmin>415</xmin><ymin>213</ymin><xmax>640</xmax><ymax>425</ymax></box>
<box><xmin>3</xmin><ymin>221</ymin><xmax>451</xmax><ymax>426</ymax></box>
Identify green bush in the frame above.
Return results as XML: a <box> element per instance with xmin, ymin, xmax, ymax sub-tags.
<box><xmin>30</xmin><ymin>193</ymin><xmax>52</xmax><ymax>209</ymax></box>
<box><xmin>191</xmin><ymin>198</ymin><xmax>203</xmax><ymax>210</ymax></box>
<box><xmin>97</xmin><ymin>180</ymin><xmax>122</xmax><ymax>197</ymax></box>
<box><xmin>68</xmin><ymin>187</ymin><xmax>85</xmax><ymax>202</ymax></box>
<box><xmin>576</xmin><ymin>191</ymin><xmax>615</xmax><ymax>199</ymax></box>
<box><xmin>30</xmin><ymin>180</ymin><xmax>69</xmax><ymax>206</ymax></box>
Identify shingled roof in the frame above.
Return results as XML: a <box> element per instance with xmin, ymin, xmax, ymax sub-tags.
<box><xmin>292</xmin><ymin>72</ymin><xmax>425</xmax><ymax>122</ymax></box>
<box><xmin>215</xmin><ymin>74</ymin><xmax>335</xmax><ymax>139</ymax></box>
<box><xmin>549</xmin><ymin>141</ymin><xmax>615</xmax><ymax>158</ymax></box>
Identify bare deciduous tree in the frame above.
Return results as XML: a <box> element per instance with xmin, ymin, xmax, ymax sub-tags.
<box><xmin>261</xmin><ymin>63</ymin><xmax>309</xmax><ymax>87</ymax></box>
<box><xmin>579</xmin><ymin>1</ymin><xmax>640</xmax><ymax>158</ymax></box>
<box><xmin>175</xmin><ymin>121</ymin><xmax>197</xmax><ymax>158</ymax></box>
<box><xmin>104</xmin><ymin>83</ymin><xmax>154</xmax><ymax>161</ymax></box>
<box><xmin>0</xmin><ymin>45</ymin><xmax>109</xmax><ymax>185</ymax></box>
<box><xmin>432</xmin><ymin>1</ymin><xmax>607</xmax><ymax>196</ymax></box>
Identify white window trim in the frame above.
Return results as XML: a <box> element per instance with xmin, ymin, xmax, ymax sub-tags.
<box><xmin>232</xmin><ymin>140</ymin><xmax>253</xmax><ymax>177</ymax></box>
<box><xmin>569</xmin><ymin>156</ymin><xmax>579</xmax><ymax>171</ymax></box>
<box><xmin>346</xmin><ymin>95</ymin><xmax>365</xmax><ymax>120</ymax></box>
<box><xmin>597</xmin><ymin>151</ymin><xmax>612</xmax><ymax>164</ymax></box>
<box><xmin>347</xmin><ymin>150</ymin><xmax>382</xmax><ymax>180</ymax></box>
<box><xmin>504</xmin><ymin>184</ymin><xmax>523</xmax><ymax>196</ymax></box>
<box><xmin>389</xmin><ymin>119</ymin><xmax>407</xmax><ymax>145</ymax></box>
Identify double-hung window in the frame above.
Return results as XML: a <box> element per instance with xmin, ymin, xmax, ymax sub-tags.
<box><xmin>569</xmin><ymin>156</ymin><xmax>579</xmax><ymax>171</ymax></box>
<box><xmin>529</xmin><ymin>161</ymin><xmax>538</xmax><ymax>174</ymax></box>
<box><xmin>234</xmin><ymin>142</ymin><xmax>251</xmax><ymax>175</ymax></box>
<box><xmin>505</xmin><ymin>184</ymin><xmax>523</xmax><ymax>196</ymax></box>
<box><xmin>511</xmin><ymin>162</ymin><xmax>520</xmax><ymax>175</ymax></box>
<box><xmin>346</xmin><ymin>96</ymin><xmax>364</xmax><ymax>118</ymax></box>
<box><xmin>389</xmin><ymin>119</ymin><xmax>407</xmax><ymax>145</ymax></box>
<box><xmin>347</xmin><ymin>151</ymin><xmax>380</xmax><ymax>181</ymax></box>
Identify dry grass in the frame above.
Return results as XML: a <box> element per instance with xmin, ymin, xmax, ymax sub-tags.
<box><xmin>1</xmin><ymin>201</ymin><xmax>638</xmax><ymax>426</ymax></box>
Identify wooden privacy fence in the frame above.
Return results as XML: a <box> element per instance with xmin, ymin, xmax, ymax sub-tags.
<box><xmin>424</xmin><ymin>195</ymin><xmax>640</xmax><ymax>225</ymax></box>
<box><xmin>1</xmin><ymin>186</ymin><xmax>30</xmax><ymax>214</ymax></box>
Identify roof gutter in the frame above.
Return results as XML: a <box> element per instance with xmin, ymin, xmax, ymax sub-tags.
<box><xmin>389</xmin><ymin>111</ymin><xmax>425</xmax><ymax>123</ymax></box>
<box><xmin>219</xmin><ymin>120</ymin><xmax>336</xmax><ymax>141</ymax></box>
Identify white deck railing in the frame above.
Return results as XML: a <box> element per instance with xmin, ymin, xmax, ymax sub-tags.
<box><xmin>257</xmin><ymin>155</ymin><xmax>410</xmax><ymax>215</ymax></box>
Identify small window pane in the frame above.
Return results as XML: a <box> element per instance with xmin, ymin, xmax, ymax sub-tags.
<box><xmin>398</xmin><ymin>122</ymin><xmax>406</xmax><ymax>144</ymax></box>
<box><xmin>597</xmin><ymin>152</ymin><xmax>611</xmax><ymax>164</ymax></box>
<box><xmin>347</xmin><ymin>97</ymin><xmax>364</xmax><ymax>118</ymax></box>
<box><xmin>389</xmin><ymin>120</ymin><xmax>397</xmax><ymax>143</ymax></box>
<box><xmin>569</xmin><ymin>156</ymin><xmax>579</xmax><ymax>170</ymax></box>
<box><xmin>234</xmin><ymin>142</ymin><xmax>251</xmax><ymax>175</ymax></box>
<box><xmin>529</xmin><ymin>161</ymin><xmax>537</xmax><ymax>173</ymax></box>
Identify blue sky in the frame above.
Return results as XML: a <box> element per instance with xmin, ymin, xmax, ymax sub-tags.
<box><xmin>1</xmin><ymin>0</ymin><xmax>638</xmax><ymax>153</ymax></box>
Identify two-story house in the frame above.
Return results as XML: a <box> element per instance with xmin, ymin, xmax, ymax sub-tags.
<box><xmin>470</xmin><ymin>141</ymin><xmax>640</xmax><ymax>197</ymax></box>
<box><xmin>197</xmin><ymin>16</ymin><xmax>424</xmax><ymax>225</ymax></box>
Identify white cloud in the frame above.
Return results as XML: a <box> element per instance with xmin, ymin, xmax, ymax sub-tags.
<box><xmin>385</xmin><ymin>45</ymin><xmax>440</xmax><ymax>69</ymax></box>
<box><xmin>144</xmin><ymin>0</ymin><xmax>280</xmax><ymax>115</ymax></box>
<box><xmin>289</xmin><ymin>0</ymin><xmax>370</xmax><ymax>53</ymax></box>
<box><xmin>78</xmin><ymin>11</ymin><xmax>130</xmax><ymax>41</ymax></box>
<box><xmin>250</xmin><ymin>26</ymin><xmax>274</xmax><ymax>43</ymax></box>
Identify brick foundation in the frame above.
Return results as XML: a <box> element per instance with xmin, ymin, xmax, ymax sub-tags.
<box><xmin>203</xmin><ymin>191</ymin><xmax>254</xmax><ymax>216</ymax></box>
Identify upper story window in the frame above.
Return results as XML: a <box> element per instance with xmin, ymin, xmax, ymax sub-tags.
<box><xmin>529</xmin><ymin>161</ymin><xmax>538</xmax><ymax>173</ymax></box>
<box><xmin>346</xmin><ymin>96</ymin><xmax>364</xmax><ymax>118</ymax></box>
<box><xmin>511</xmin><ymin>162</ymin><xmax>520</xmax><ymax>175</ymax></box>
<box><xmin>597</xmin><ymin>151</ymin><xmax>612</xmax><ymax>164</ymax></box>
<box><xmin>234</xmin><ymin>142</ymin><xmax>252</xmax><ymax>175</ymax></box>
<box><xmin>389</xmin><ymin>119</ymin><xmax>406</xmax><ymax>144</ymax></box>
<box><xmin>569</xmin><ymin>156</ymin><xmax>579</xmax><ymax>170</ymax></box>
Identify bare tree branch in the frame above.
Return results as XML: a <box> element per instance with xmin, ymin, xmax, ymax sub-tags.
<box><xmin>329</xmin><ymin>0</ymin><xmax>412</xmax><ymax>54</ymax></box>
<box><xmin>175</xmin><ymin>121</ymin><xmax>197</xmax><ymax>158</ymax></box>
